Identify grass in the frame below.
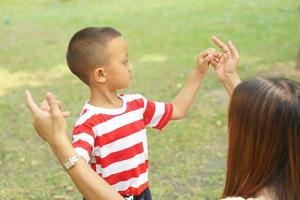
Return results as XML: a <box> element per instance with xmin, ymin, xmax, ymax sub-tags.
<box><xmin>0</xmin><ymin>0</ymin><xmax>299</xmax><ymax>199</ymax></box>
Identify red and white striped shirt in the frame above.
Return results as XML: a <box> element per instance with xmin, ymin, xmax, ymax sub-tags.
<box><xmin>72</xmin><ymin>94</ymin><xmax>173</xmax><ymax>196</ymax></box>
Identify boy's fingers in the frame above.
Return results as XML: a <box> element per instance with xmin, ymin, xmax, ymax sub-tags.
<box><xmin>210</xmin><ymin>61</ymin><xmax>220</xmax><ymax>70</ymax></box>
<box><xmin>198</xmin><ymin>51</ymin><xmax>209</xmax><ymax>59</ymax></box>
<box><xmin>210</xmin><ymin>60</ymin><xmax>217</xmax><ymax>67</ymax></box>
<box><xmin>25</xmin><ymin>90</ymin><xmax>40</xmax><ymax>115</ymax></box>
<box><xmin>204</xmin><ymin>55</ymin><xmax>212</xmax><ymax>64</ymax></box>
<box><xmin>45</xmin><ymin>92</ymin><xmax>61</xmax><ymax>116</ymax></box>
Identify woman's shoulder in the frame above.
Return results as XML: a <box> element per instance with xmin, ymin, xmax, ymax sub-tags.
<box><xmin>221</xmin><ymin>196</ymin><xmax>267</xmax><ymax>200</ymax></box>
<box><xmin>221</xmin><ymin>187</ymin><xmax>276</xmax><ymax>200</ymax></box>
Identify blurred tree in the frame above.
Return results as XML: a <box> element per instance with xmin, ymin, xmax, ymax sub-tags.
<box><xmin>297</xmin><ymin>5</ymin><xmax>300</xmax><ymax>69</ymax></box>
<box><xmin>297</xmin><ymin>45</ymin><xmax>300</xmax><ymax>69</ymax></box>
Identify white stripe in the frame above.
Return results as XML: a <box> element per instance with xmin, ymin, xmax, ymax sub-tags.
<box><xmin>73</xmin><ymin>133</ymin><xmax>94</xmax><ymax>146</ymax></box>
<box><xmin>142</xmin><ymin>97</ymin><xmax>147</xmax><ymax>112</ymax></box>
<box><xmin>96</xmin><ymin>164</ymin><xmax>102</xmax><ymax>174</ymax></box>
<box><xmin>75</xmin><ymin>94</ymin><xmax>145</xmax><ymax>128</ymax></box>
<box><xmin>74</xmin><ymin>147</ymin><xmax>90</xmax><ymax>162</ymax></box>
<box><xmin>148</xmin><ymin>102</ymin><xmax>165</xmax><ymax>127</ymax></box>
<box><xmin>112</xmin><ymin>170</ymin><xmax>148</xmax><ymax>191</ymax></box>
<box><xmin>101</xmin><ymin>152</ymin><xmax>146</xmax><ymax>178</ymax></box>
<box><xmin>92</xmin><ymin>108</ymin><xmax>144</xmax><ymax>137</ymax></box>
<box><xmin>94</xmin><ymin>129</ymin><xmax>146</xmax><ymax>158</ymax></box>
<box><xmin>122</xmin><ymin>94</ymin><xmax>144</xmax><ymax>102</ymax></box>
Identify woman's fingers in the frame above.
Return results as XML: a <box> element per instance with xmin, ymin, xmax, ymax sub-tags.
<box><xmin>45</xmin><ymin>92</ymin><xmax>62</xmax><ymax>117</ymax></box>
<box><xmin>25</xmin><ymin>90</ymin><xmax>40</xmax><ymax>116</ymax></box>
<box><xmin>62</xmin><ymin>111</ymin><xmax>70</xmax><ymax>118</ymax></box>
<box><xmin>211</xmin><ymin>36</ymin><xmax>229</xmax><ymax>52</ymax></box>
<box><xmin>227</xmin><ymin>40</ymin><xmax>240</xmax><ymax>61</ymax></box>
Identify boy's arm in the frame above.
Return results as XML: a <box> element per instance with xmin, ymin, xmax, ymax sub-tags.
<box><xmin>171</xmin><ymin>50</ymin><xmax>211</xmax><ymax>120</ymax></box>
<box><xmin>25</xmin><ymin>91</ymin><xmax>123</xmax><ymax>200</ymax></box>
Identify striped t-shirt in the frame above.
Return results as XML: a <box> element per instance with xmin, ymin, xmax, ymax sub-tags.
<box><xmin>72</xmin><ymin>94</ymin><xmax>173</xmax><ymax>196</ymax></box>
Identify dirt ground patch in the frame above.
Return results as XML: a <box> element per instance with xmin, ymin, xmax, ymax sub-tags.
<box><xmin>261</xmin><ymin>64</ymin><xmax>300</xmax><ymax>81</ymax></box>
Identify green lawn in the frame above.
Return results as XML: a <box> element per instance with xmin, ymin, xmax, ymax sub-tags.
<box><xmin>0</xmin><ymin>0</ymin><xmax>299</xmax><ymax>199</ymax></box>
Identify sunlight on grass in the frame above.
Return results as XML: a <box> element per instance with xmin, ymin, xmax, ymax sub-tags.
<box><xmin>0</xmin><ymin>0</ymin><xmax>298</xmax><ymax>199</ymax></box>
<box><xmin>140</xmin><ymin>54</ymin><xmax>168</xmax><ymax>63</ymax></box>
<box><xmin>0</xmin><ymin>63</ymin><xmax>69</xmax><ymax>96</ymax></box>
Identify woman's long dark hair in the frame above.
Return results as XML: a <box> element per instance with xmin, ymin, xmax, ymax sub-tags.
<box><xmin>222</xmin><ymin>77</ymin><xmax>300</xmax><ymax>199</ymax></box>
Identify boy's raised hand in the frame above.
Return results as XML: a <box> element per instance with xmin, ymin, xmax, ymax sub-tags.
<box><xmin>210</xmin><ymin>36</ymin><xmax>240</xmax><ymax>81</ymax></box>
<box><xmin>25</xmin><ymin>90</ymin><xmax>68</xmax><ymax>146</ymax></box>
<box><xmin>196</xmin><ymin>49</ymin><xmax>214</xmax><ymax>76</ymax></box>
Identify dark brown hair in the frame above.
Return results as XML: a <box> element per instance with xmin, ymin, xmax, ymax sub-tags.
<box><xmin>223</xmin><ymin>77</ymin><xmax>300</xmax><ymax>199</ymax></box>
<box><xmin>66</xmin><ymin>27</ymin><xmax>121</xmax><ymax>85</ymax></box>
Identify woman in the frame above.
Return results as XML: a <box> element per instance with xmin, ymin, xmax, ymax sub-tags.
<box><xmin>222</xmin><ymin>77</ymin><xmax>300</xmax><ymax>200</ymax></box>
<box><xmin>26</xmin><ymin>36</ymin><xmax>300</xmax><ymax>199</ymax></box>
<box><xmin>210</xmin><ymin>37</ymin><xmax>300</xmax><ymax>199</ymax></box>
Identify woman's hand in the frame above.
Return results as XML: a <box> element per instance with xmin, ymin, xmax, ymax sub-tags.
<box><xmin>25</xmin><ymin>90</ymin><xmax>68</xmax><ymax>147</ymax></box>
<box><xmin>210</xmin><ymin>36</ymin><xmax>241</xmax><ymax>95</ymax></box>
<box><xmin>210</xmin><ymin>36</ymin><xmax>240</xmax><ymax>81</ymax></box>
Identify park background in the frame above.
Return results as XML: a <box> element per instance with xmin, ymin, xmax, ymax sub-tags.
<box><xmin>0</xmin><ymin>0</ymin><xmax>299</xmax><ymax>199</ymax></box>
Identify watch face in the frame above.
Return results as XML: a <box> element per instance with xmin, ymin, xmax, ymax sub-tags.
<box><xmin>64</xmin><ymin>162</ymin><xmax>74</xmax><ymax>169</ymax></box>
<box><xmin>63</xmin><ymin>155</ymin><xmax>80</xmax><ymax>170</ymax></box>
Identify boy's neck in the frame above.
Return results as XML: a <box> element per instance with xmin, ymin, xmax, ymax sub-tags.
<box><xmin>89</xmin><ymin>87</ymin><xmax>123</xmax><ymax>109</ymax></box>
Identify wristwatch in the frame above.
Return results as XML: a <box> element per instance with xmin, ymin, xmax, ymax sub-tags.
<box><xmin>63</xmin><ymin>154</ymin><xmax>81</xmax><ymax>170</ymax></box>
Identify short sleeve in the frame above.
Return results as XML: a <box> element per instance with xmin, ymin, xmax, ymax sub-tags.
<box><xmin>72</xmin><ymin>123</ymin><xmax>95</xmax><ymax>162</ymax></box>
<box><xmin>142</xmin><ymin>97</ymin><xmax>173</xmax><ymax>130</ymax></box>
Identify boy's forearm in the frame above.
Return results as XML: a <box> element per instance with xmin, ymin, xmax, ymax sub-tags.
<box><xmin>171</xmin><ymin>69</ymin><xmax>204</xmax><ymax>120</ymax></box>
<box><xmin>50</xmin><ymin>136</ymin><xmax>123</xmax><ymax>200</ymax></box>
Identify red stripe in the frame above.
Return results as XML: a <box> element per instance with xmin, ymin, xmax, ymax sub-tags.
<box><xmin>91</xmin><ymin>163</ymin><xmax>97</xmax><ymax>172</ymax></box>
<box><xmin>118</xmin><ymin>182</ymin><xmax>149</xmax><ymax>196</ymax></box>
<box><xmin>104</xmin><ymin>161</ymin><xmax>148</xmax><ymax>185</ymax></box>
<box><xmin>72</xmin><ymin>140</ymin><xmax>93</xmax><ymax>154</ymax></box>
<box><xmin>143</xmin><ymin>101</ymin><xmax>155</xmax><ymax>125</ymax></box>
<box><xmin>72</xmin><ymin>124</ymin><xmax>94</xmax><ymax>136</ymax></box>
<box><xmin>94</xmin><ymin>119</ymin><xmax>145</xmax><ymax>147</ymax></box>
<box><xmin>154</xmin><ymin>103</ymin><xmax>173</xmax><ymax>130</ymax></box>
<box><xmin>96</xmin><ymin>142</ymin><xmax>144</xmax><ymax>168</ymax></box>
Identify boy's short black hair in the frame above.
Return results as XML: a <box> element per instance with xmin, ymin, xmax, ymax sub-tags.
<box><xmin>66</xmin><ymin>27</ymin><xmax>121</xmax><ymax>85</ymax></box>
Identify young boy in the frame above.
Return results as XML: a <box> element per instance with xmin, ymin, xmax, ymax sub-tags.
<box><xmin>67</xmin><ymin>27</ymin><xmax>214</xmax><ymax>199</ymax></box>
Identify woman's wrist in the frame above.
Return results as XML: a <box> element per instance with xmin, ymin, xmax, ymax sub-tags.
<box><xmin>49</xmin><ymin>134</ymin><xmax>77</xmax><ymax>164</ymax></box>
<box><xmin>224</xmin><ymin>72</ymin><xmax>241</xmax><ymax>86</ymax></box>
<box><xmin>48</xmin><ymin>134</ymin><xmax>70</xmax><ymax>149</ymax></box>
<box><xmin>220</xmin><ymin>72</ymin><xmax>241</xmax><ymax>95</ymax></box>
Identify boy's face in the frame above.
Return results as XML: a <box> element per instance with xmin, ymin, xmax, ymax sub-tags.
<box><xmin>104</xmin><ymin>36</ymin><xmax>133</xmax><ymax>90</ymax></box>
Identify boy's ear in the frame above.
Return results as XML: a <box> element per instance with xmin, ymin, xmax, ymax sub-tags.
<box><xmin>93</xmin><ymin>67</ymin><xmax>106</xmax><ymax>83</ymax></box>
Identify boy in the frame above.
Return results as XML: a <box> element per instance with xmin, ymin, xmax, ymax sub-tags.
<box><xmin>67</xmin><ymin>27</ymin><xmax>214</xmax><ymax>199</ymax></box>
